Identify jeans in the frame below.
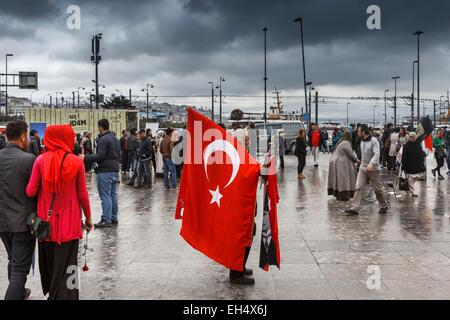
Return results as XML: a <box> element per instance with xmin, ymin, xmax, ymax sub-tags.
<box><xmin>0</xmin><ymin>231</ymin><xmax>36</xmax><ymax>300</ymax></box>
<box><xmin>97</xmin><ymin>172</ymin><xmax>119</xmax><ymax>223</ymax></box>
<box><xmin>129</xmin><ymin>159</ymin><xmax>151</xmax><ymax>186</ymax></box>
<box><xmin>127</xmin><ymin>151</ymin><xmax>137</xmax><ymax>172</ymax></box>
<box><xmin>163</xmin><ymin>158</ymin><xmax>177</xmax><ymax>188</ymax></box>
<box><xmin>311</xmin><ymin>146</ymin><xmax>319</xmax><ymax>164</ymax></box>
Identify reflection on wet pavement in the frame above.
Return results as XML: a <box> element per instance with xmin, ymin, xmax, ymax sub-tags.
<box><xmin>1</xmin><ymin>154</ymin><xmax>450</xmax><ymax>299</ymax></box>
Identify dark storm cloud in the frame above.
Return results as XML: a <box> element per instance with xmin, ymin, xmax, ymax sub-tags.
<box><xmin>2</xmin><ymin>0</ymin><xmax>450</xmax><ymax>117</ymax></box>
<box><xmin>0</xmin><ymin>0</ymin><xmax>60</xmax><ymax>19</ymax></box>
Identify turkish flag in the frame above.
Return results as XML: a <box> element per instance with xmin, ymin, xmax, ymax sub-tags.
<box><xmin>175</xmin><ymin>108</ymin><xmax>260</xmax><ymax>271</ymax></box>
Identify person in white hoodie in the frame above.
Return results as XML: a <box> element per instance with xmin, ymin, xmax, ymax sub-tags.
<box><xmin>345</xmin><ymin>124</ymin><xmax>388</xmax><ymax>215</ymax></box>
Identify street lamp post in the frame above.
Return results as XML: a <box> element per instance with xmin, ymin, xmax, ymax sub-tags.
<box><xmin>411</xmin><ymin>60</ymin><xmax>418</xmax><ymax>128</ymax></box>
<box><xmin>384</xmin><ymin>89</ymin><xmax>389</xmax><ymax>125</ymax></box>
<box><xmin>5</xmin><ymin>53</ymin><xmax>13</xmax><ymax>115</ymax></box>
<box><xmin>217</xmin><ymin>77</ymin><xmax>225</xmax><ymax>124</ymax></box>
<box><xmin>294</xmin><ymin>17</ymin><xmax>309</xmax><ymax>126</ymax></box>
<box><xmin>306</xmin><ymin>81</ymin><xmax>312</xmax><ymax>122</ymax></box>
<box><xmin>392</xmin><ymin>76</ymin><xmax>400</xmax><ymax>127</ymax></box>
<box><xmin>91</xmin><ymin>33</ymin><xmax>103</xmax><ymax>109</ymax></box>
<box><xmin>208</xmin><ymin>82</ymin><xmax>215</xmax><ymax>121</ymax></box>
<box><xmin>263</xmin><ymin>27</ymin><xmax>268</xmax><ymax>123</ymax></box>
<box><xmin>142</xmin><ymin>84</ymin><xmax>154</xmax><ymax>119</ymax></box>
<box><xmin>414</xmin><ymin>30</ymin><xmax>423</xmax><ymax>121</ymax></box>
<box><xmin>346</xmin><ymin>102</ymin><xmax>350</xmax><ymax>127</ymax></box>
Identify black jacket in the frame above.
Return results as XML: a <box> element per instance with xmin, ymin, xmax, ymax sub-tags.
<box><xmin>0</xmin><ymin>144</ymin><xmax>36</xmax><ymax>233</ymax></box>
<box><xmin>294</xmin><ymin>137</ymin><xmax>307</xmax><ymax>157</ymax></box>
<box><xmin>86</xmin><ymin>131</ymin><xmax>121</xmax><ymax>173</ymax></box>
<box><xmin>137</xmin><ymin>137</ymin><xmax>153</xmax><ymax>160</ymax></box>
<box><xmin>126</xmin><ymin>135</ymin><xmax>139</xmax><ymax>152</ymax></box>
<box><xmin>401</xmin><ymin>141</ymin><xmax>426</xmax><ymax>174</ymax></box>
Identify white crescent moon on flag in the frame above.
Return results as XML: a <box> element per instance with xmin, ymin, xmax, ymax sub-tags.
<box><xmin>203</xmin><ymin>139</ymin><xmax>240</xmax><ymax>188</ymax></box>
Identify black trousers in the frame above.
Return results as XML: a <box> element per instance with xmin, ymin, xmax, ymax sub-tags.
<box><xmin>0</xmin><ymin>231</ymin><xmax>35</xmax><ymax>300</ymax></box>
<box><xmin>435</xmin><ymin>153</ymin><xmax>445</xmax><ymax>173</ymax></box>
<box><xmin>279</xmin><ymin>156</ymin><xmax>285</xmax><ymax>168</ymax></box>
<box><xmin>297</xmin><ymin>155</ymin><xmax>306</xmax><ymax>174</ymax></box>
<box><xmin>121</xmin><ymin>151</ymin><xmax>128</xmax><ymax>172</ymax></box>
<box><xmin>39</xmin><ymin>240</ymin><xmax>79</xmax><ymax>300</ymax></box>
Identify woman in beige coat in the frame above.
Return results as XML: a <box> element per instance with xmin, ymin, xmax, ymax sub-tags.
<box><xmin>327</xmin><ymin>131</ymin><xmax>358</xmax><ymax>201</ymax></box>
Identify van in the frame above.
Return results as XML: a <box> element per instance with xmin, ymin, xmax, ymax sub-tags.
<box><xmin>255</xmin><ymin>121</ymin><xmax>306</xmax><ymax>154</ymax></box>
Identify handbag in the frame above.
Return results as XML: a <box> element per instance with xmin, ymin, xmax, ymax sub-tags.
<box><xmin>27</xmin><ymin>153</ymin><xmax>69</xmax><ymax>240</ymax></box>
<box><xmin>398</xmin><ymin>171</ymin><xmax>409</xmax><ymax>192</ymax></box>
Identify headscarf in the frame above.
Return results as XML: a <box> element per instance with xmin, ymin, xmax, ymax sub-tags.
<box><xmin>337</xmin><ymin>130</ymin><xmax>352</xmax><ymax>147</ymax></box>
<box><xmin>42</xmin><ymin>125</ymin><xmax>78</xmax><ymax>193</ymax></box>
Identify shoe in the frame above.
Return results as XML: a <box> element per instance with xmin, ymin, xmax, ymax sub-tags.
<box><xmin>23</xmin><ymin>288</ymin><xmax>31</xmax><ymax>300</ymax></box>
<box><xmin>298</xmin><ymin>174</ymin><xmax>305</xmax><ymax>180</ymax></box>
<box><xmin>411</xmin><ymin>194</ymin><xmax>418</xmax><ymax>198</ymax></box>
<box><xmin>135</xmin><ymin>185</ymin><xmax>142</xmax><ymax>189</ymax></box>
<box><xmin>94</xmin><ymin>220</ymin><xmax>112</xmax><ymax>229</ymax></box>
<box><xmin>143</xmin><ymin>184</ymin><xmax>152</xmax><ymax>189</ymax></box>
<box><xmin>127</xmin><ymin>182</ymin><xmax>134</xmax><ymax>187</ymax></box>
<box><xmin>230</xmin><ymin>275</ymin><xmax>255</xmax><ymax>285</ymax></box>
<box><xmin>314</xmin><ymin>163</ymin><xmax>319</xmax><ymax>167</ymax></box>
<box><xmin>432</xmin><ymin>169</ymin><xmax>436</xmax><ymax>177</ymax></box>
<box><xmin>438</xmin><ymin>175</ymin><xmax>445</xmax><ymax>180</ymax></box>
<box><xmin>112</xmin><ymin>220</ymin><xmax>119</xmax><ymax>225</ymax></box>
<box><xmin>379</xmin><ymin>207</ymin><xmax>388</xmax><ymax>214</ymax></box>
<box><xmin>244</xmin><ymin>268</ymin><xmax>253</xmax><ymax>276</ymax></box>
<box><xmin>344</xmin><ymin>209</ymin><xmax>359</xmax><ymax>216</ymax></box>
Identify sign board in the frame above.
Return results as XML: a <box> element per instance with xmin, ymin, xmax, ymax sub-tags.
<box><xmin>19</xmin><ymin>72</ymin><xmax>38</xmax><ymax>89</ymax></box>
<box><xmin>30</xmin><ymin>122</ymin><xmax>47</xmax><ymax>139</ymax></box>
<box><xmin>145</xmin><ymin>122</ymin><xmax>159</xmax><ymax>133</ymax></box>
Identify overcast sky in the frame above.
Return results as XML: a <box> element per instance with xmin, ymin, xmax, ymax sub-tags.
<box><xmin>2</xmin><ymin>0</ymin><xmax>450</xmax><ymax>121</ymax></box>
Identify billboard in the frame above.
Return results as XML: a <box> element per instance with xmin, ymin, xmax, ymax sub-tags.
<box><xmin>19</xmin><ymin>72</ymin><xmax>38</xmax><ymax>89</ymax></box>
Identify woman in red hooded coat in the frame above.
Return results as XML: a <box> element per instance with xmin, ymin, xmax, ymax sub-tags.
<box><xmin>26</xmin><ymin>125</ymin><xmax>93</xmax><ymax>300</ymax></box>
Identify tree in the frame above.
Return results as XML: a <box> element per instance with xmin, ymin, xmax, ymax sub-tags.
<box><xmin>101</xmin><ymin>96</ymin><xmax>135</xmax><ymax>110</ymax></box>
<box><xmin>230</xmin><ymin>108</ymin><xmax>244</xmax><ymax>121</ymax></box>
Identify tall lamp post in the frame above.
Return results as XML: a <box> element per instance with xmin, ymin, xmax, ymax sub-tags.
<box><xmin>440</xmin><ymin>95</ymin><xmax>445</xmax><ymax>125</ymax></box>
<box><xmin>306</xmin><ymin>81</ymin><xmax>313</xmax><ymax>122</ymax></box>
<box><xmin>294</xmin><ymin>17</ymin><xmax>309</xmax><ymax>126</ymax></box>
<box><xmin>91</xmin><ymin>33</ymin><xmax>103</xmax><ymax>109</ymax></box>
<box><xmin>392</xmin><ymin>76</ymin><xmax>400</xmax><ymax>127</ymax></box>
<box><xmin>413</xmin><ymin>30</ymin><xmax>423</xmax><ymax>121</ymax></box>
<box><xmin>5</xmin><ymin>53</ymin><xmax>13</xmax><ymax>115</ymax></box>
<box><xmin>217</xmin><ymin>77</ymin><xmax>225</xmax><ymax>124</ymax></box>
<box><xmin>141</xmin><ymin>84</ymin><xmax>154</xmax><ymax>119</ymax></box>
<box><xmin>384</xmin><ymin>89</ymin><xmax>389</xmax><ymax>125</ymax></box>
<box><xmin>208</xmin><ymin>82</ymin><xmax>215</xmax><ymax>121</ymax></box>
<box><xmin>346</xmin><ymin>102</ymin><xmax>350</xmax><ymax>127</ymax></box>
<box><xmin>263</xmin><ymin>27</ymin><xmax>268</xmax><ymax>123</ymax></box>
<box><xmin>411</xmin><ymin>60</ymin><xmax>418</xmax><ymax>128</ymax></box>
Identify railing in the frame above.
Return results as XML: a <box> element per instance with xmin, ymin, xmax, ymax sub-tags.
<box><xmin>0</xmin><ymin>115</ymin><xmax>25</xmax><ymax>123</ymax></box>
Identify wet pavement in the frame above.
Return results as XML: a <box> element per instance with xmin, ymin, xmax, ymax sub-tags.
<box><xmin>1</xmin><ymin>153</ymin><xmax>450</xmax><ymax>300</ymax></box>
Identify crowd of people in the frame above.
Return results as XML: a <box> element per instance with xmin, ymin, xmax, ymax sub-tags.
<box><xmin>293</xmin><ymin>121</ymin><xmax>450</xmax><ymax>215</ymax></box>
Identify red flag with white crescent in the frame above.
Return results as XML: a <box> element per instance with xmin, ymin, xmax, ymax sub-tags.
<box><xmin>175</xmin><ymin>108</ymin><xmax>261</xmax><ymax>271</ymax></box>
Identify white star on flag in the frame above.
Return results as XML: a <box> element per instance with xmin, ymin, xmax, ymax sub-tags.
<box><xmin>209</xmin><ymin>186</ymin><xmax>223</xmax><ymax>207</ymax></box>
